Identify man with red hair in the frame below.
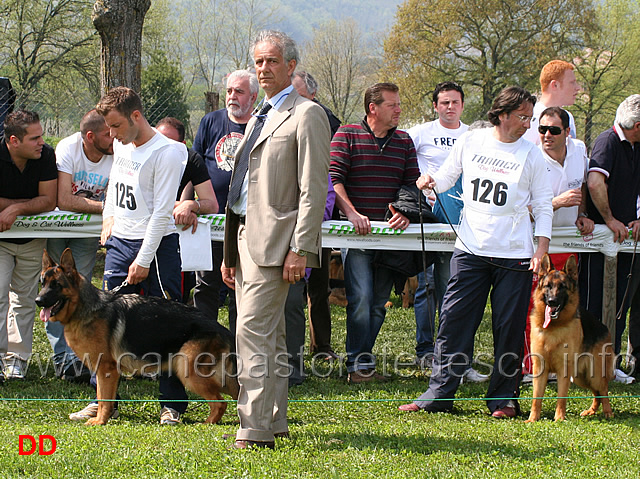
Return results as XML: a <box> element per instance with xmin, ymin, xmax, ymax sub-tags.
<box><xmin>523</xmin><ymin>60</ymin><xmax>580</xmax><ymax>144</ymax></box>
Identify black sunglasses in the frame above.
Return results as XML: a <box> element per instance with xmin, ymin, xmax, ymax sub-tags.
<box><xmin>538</xmin><ymin>125</ymin><xmax>563</xmax><ymax>135</ymax></box>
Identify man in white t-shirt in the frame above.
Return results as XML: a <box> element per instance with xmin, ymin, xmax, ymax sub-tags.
<box><xmin>46</xmin><ymin>109</ymin><xmax>114</xmax><ymax>382</ymax></box>
<box><xmin>407</xmin><ymin>82</ymin><xmax>475</xmax><ymax>373</ymax></box>
<box><xmin>523</xmin><ymin>60</ymin><xmax>580</xmax><ymax>144</ymax></box>
<box><xmin>401</xmin><ymin>87</ymin><xmax>553</xmax><ymax>418</ymax></box>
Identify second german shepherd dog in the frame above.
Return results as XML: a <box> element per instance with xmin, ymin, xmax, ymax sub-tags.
<box><xmin>35</xmin><ymin>248</ymin><xmax>239</xmax><ymax>425</ymax></box>
<box><xmin>526</xmin><ymin>254</ymin><xmax>614</xmax><ymax>422</ymax></box>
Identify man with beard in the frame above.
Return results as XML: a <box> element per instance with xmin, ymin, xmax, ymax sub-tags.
<box><xmin>45</xmin><ymin>109</ymin><xmax>114</xmax><ymax>382</ymax></box>
<box><xmin>193</xmin><ymin>70</ymin><xmax>258</xmax><ymax>328</ymax></box>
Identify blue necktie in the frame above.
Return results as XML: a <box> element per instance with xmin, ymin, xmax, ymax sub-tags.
<box><xmin>227</xmin><ymin>102</ymin><xmax>272</xmax><ymax>207</ymax></box>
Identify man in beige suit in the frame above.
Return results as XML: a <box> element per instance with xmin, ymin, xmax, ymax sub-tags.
<box><xmin>222</xmin><ymin>30</ymin><xmax>330</xmax><ymax>449</ymax></box>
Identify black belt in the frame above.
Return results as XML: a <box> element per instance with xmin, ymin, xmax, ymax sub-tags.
<box><xmin>239</xmin><ymin>216</ymin><xmax>246</xmax><ymax>225</ymax></box>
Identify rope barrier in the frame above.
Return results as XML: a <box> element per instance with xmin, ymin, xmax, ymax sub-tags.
<box><xmin>1</xmin><ymin>395</ymin><xmax>639</xmax><ymax>403</ymax></box>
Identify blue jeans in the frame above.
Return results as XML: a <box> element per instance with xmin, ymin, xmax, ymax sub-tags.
<box><xmin>414</xmin><ymin>266</ymin><xmax>437</xmax><ymax>358</ymax></box>
<box><xmin>45</xmin><ymin>237</ymin><xmax>100</xmax><ymax>371</ymax></box>
<box><xmin>342</xmin><ymin>249</ymin><xmax>395</xmax><ymax>373</ymax></box>
<box><xmin>104</xmin><ymin>234</ymin><xmax>188</xmax><ymax>413</ymax></box>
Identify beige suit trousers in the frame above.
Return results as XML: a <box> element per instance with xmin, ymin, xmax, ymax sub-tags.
<box><xmin>235</xmin><ymin>225</ymin><xmax>290</xmax><ymax>442</ymax></box>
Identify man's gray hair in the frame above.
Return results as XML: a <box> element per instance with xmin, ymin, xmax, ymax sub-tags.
<box><xmin>293</xmin><ymin>71</ymin><xmax>318</xmax><ymax>97</ymax></box>
<box><xmin>615</xmin><ymin>94</ymin><xmax>640</xmax><ymax>130</ymax></box>
<box><xmin>226</xmin><ymin>69</ymin><xmax>259</xmax><ymax>96</ymax></box>
<box><xmin>252</xmin><ymin>30</ymin><xmax>299</xmax><ymax>64</ymax></box>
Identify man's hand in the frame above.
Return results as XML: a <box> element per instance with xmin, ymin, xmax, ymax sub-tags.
<box><xmin>173</xmin><ymin>201</ymin><xmax>198</xmax><ymax>233</ymax></box>
<box><xmin>346</xmin><ymin>210</ymin><xmax>371</xmax><ymax>235</ymax></box>
<box><xmin>552</xmin><ymin>188</ymin><xmax>581</xmax><ymax>210</ymax></box>
<box><xmin>629</xmin><ymin>220</ymin><xmax>640</xmax><ymax>242</ymax></box>
<box><xmin>283</xmin><ymin>250</ymin><xmax>307</xmax><ymax>284</ymax></box>
<box><xmin>100</xmin><ymin>216</ymin><xmax>114</xmax><ymax>245</ymax></box>
<box><xmin>606</xmin><ymin>217</ymin><xmax>628</xmax><ymax>244</ymax></box>
<box><xmin>576</xmin><ymin>216</ymin><xmax>595</xmax><ymax>236</ymax></box>
<box><xmin>221</xmin><ymin>262</ymin><xmax>236</xmax><ymax>290</ymax></box>
<box><xmin>0</xmin><ymin>205</ymin><xmax>18</xmax><ymax>232</ymax></box>
<box><xmin>127</xmin><ymin>262</ymin><xmax>150</xmax><ymax>285</ymax></box>
<box><xmin>530</xmin><ymin>237</ymin><xmax>550</xmax><ymax>273</ymax></box>
<box><xmin>387</xmin><ymin>204</ymin><xmax>410</xmax><ymax>230</ymax></box>
<box><xmin>416</xmin><ymin>174</ymin><xmax>436</xmax><ymax>193</ymax></box>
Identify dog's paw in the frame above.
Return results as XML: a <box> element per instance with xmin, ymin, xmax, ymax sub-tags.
<box><xmin>580</xmin><ymin>408</ymin><xmax>597</xmax><ymax>417</ymax></box>
<box><xmin>85</xmin><ymin>417</ymin><xmax>107</xmax><ymax>426</ymax></box>
<box><xmin>524</xmin><ymin>415</ymin><xmax>539</xmax><ymax>423</ymax></box>
<box><xmin>604</xmin><ymin>411</ymin><xmax>614</xmax><ymax>419</ymax></box>
<box><xmin>554</xmin><ymin>414</ymin><xmax>566</xmax><ymax>422</ymax></box>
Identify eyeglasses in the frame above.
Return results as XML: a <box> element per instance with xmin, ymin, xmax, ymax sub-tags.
<box><xmin>514</xmin><ymin>114</ymin><xmax>535</xmax><ymax>123</ymax></box>
<box><xmin>538</xmin><ymin>125</ymin><xmax>563</xmax><ymax>135</ymax></box>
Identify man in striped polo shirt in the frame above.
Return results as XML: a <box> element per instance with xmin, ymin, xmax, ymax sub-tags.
<box><xmin>330</xmin><ymin>82</ymin><xmax>420</xmax><ymax>384</ymax></box>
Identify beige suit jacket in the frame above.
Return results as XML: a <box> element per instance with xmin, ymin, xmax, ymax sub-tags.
<box><xmin>224</xmin><ymin>88</ymin><xmax>330</xmax><ymax>269</ymax></box>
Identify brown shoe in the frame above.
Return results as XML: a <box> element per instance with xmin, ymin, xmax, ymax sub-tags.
<box><xmin>348</xmin><ymin>368</ymin><xmax>387</xmax><ymax>384</ymax></box>
<box><xmin>398</xmin><ymin>403</ymin><xmax>420</xmax><ymax>412</ymax></box>
<box><xmin>233</xmin><ymin>440</ymin><xmax>275</xmax><ymax>450</ymax></box>
<box><xmin>491</xmin><ymin>401</ymin><xmax>517</xmax><ymax>419</ymax></box>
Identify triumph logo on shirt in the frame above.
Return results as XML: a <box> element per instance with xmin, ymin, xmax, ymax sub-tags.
<box><xmin>469</xmin><ymin>153</ymin><xmax>522</xmax><ymax>175</ymax></box>
<box><xmin>114</xmin><ymin>156</ymin><xmax>142</xmax><ymax>172</ymax></box>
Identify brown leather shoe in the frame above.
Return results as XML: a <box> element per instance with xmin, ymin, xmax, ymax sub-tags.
<box><xmin>491</xmin><ymin>401</ymin><xmax>517</xmax><ymax>419</ymax></box>
<box><xmin>348</xmin><ymin>368</ymin><xmax>388</xmax><ymax>384</ymax></box>
<box><xmin>398</xmin><ymin>403</ymin><xmax>420</xmax><ymax>412</ymax></box>
<box><xmin>233</xmin><ymin>440</ymin><xmax>275</xmax><ymax>450</ymax></box>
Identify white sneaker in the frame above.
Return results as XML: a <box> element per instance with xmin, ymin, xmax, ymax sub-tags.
<box><xmin>4</xmin><ymin>359</ymin><xmax>27</xmax><ymax>379</ymax></box>
<box><xmin>521</xmin><ymin>373</ymin><xmax>534</xmax><ymax>384</ymax></box>
<box><xmin>614</xmin><ymin>368</ymin><xmax>636</xmax><ymax>384</ymax></box>
<box><xmin>69</xmin><ymin>402</ymin><xmax>119</xmax><ymax>421</ymax></box>
<box><xmin>160</xmin><ymin>406</ymin><xmax>181</xmax><ymax>425</ymax></box>
<box><xmin>460</xmin><ymin>367</ymin><xmax>490</xmax><ymax>384</ymax></box>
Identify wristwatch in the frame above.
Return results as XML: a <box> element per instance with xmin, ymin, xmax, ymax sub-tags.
<box><xmin>290</xmin><ymin>246</ymin><xmax>308</xmax><ymax>257</ymax></box>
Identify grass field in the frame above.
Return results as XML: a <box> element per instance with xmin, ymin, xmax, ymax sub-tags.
<box><xmin>1</xmin><ymin>262</ymin><xmax>640</xmax><ymax>478</ymax></box>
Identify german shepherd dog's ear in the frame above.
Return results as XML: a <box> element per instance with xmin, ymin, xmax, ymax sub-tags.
<box><xmin>563</xmin><ymin>254</ymin><xmax>578</xmax><ymax>281</ymax></box>
<box><xmin>42</xmin><ymin>249</ymin><xmax>56</xmax><ymax>272</ymax></box>
<box><xmin>59</xmin><ymin>248</ymin><xmax>77</xmax><ymax>274</ymax></box>
<box><xmin>539</xmin><ymin>253</ymin><xmax>554</xmax><ymax>278</ymax></box>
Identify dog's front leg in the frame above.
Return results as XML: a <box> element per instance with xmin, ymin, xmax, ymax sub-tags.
<box><xmin>554</xmin><ymin>374</ymin><xmax>571</xmax><ymax>422</ymax></box>
<box><xmin>526</xmin><ymin>357</ymin><xmax>548</xmax><ymax>422</ymax></box>
<box><xmin>86</xmin><ymin>359</ymin><xmax>120</xmax><ymax>426</ymax></box>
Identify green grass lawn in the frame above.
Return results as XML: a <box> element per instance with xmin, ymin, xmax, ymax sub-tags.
<box><xmin>2</xmin><ymin>263</ymin><xmax>640</xmax><ymax>478</ymax></box>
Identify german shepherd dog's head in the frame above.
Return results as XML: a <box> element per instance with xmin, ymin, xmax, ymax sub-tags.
<box><xmin>535</xmin><ymin>254</ymin><xmax>579</xmax><ymax>328</ymax></box>
<box><xmin>35</xmin><ymin>248</ymin><xmax>81</xmax><ymax>325</ymax></box>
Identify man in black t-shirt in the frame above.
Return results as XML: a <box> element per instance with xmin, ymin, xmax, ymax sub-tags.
<box><xmin>156</xmin><ymin>117</ymin><xmax>217</xmax><ymax>304</ymax></box>
<box><xmin>0</xmin><ymin>110</ymin><xmax>57</xmax><ymax>380</ymax></box>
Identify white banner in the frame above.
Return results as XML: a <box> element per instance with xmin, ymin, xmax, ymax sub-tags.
<box><xmin>0</xmin><ymin>212</ymin><xmax>635</xmax><ymax>257</ymax></box>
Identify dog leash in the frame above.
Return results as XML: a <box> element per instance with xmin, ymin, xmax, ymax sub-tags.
<box><xmin>431</xmin><ymin>189</ymin><xmax>531</xmax><ymax>273</ymax></box>
<box><xmin>109</xmin><ymin>280</ymin><xmax>129</xmax><ymax>294</ymax></box>
<box><xmin>616</xmin><ymin>238</ymin><xmax>638</xmax><ymax>322</ymax></box>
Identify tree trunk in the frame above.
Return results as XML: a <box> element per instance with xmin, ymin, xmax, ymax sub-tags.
<box><xmin>92</xmin><ymin>0</ymin><xmax>151</xmax><ymax>94</ymax></box>
<box><xmin>204</xmin><ymin>92</ymin><xmax>220</xmax><ymax>114</ymax></box>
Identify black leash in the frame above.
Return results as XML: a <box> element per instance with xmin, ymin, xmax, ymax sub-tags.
<box><xmin>432</xmin><ymin>189</ymin><xmax>531</xmax><ymax>273</ymax></box>
<box><xmin>616</xmin><ymin>238</ymin><xmax>639</xmax><ymax>321</ymax></box>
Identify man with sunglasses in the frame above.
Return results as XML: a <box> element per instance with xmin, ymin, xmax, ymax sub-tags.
<box><xmin>521</xmin><ymin>107</ymin><xmax>594</xmax><ymax>382</ymax></box>
<box><xmin>400</xmin><ymin>87</ymin><xmax>553</xmax><ymax>418</ymax></box>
